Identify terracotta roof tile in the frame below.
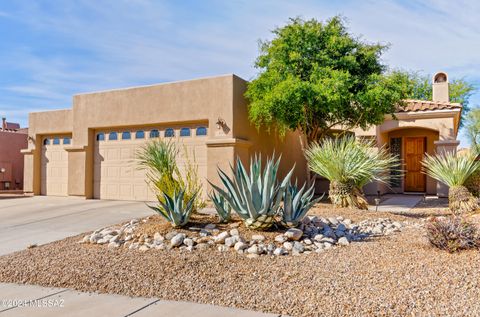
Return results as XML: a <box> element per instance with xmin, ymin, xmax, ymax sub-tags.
<box><xmin>396</xmin><ymin>99</ymin><xmax>462</xmax><ymax>113</ymax></box>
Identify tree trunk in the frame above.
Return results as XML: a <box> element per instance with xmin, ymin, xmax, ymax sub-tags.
<box><xmin>449</xmin><ymin>185</ymin><xmax>479</xmax><ymax>214</ymax></box>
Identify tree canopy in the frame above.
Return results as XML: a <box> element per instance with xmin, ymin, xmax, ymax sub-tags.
<box><xmin>245</xmin><ymin>16</ymin><xmax>410</xmax><ymax>143</ymax></box>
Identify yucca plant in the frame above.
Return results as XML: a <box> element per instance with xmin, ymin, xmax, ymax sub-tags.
<box><xmin>147</xmin><ymin>190</ymin><xmax>197</xmax><ymax>227</ymax></box>
<box><xmin>305</xmin><ymin>136</ymin><xmax>399</xmax><ymax>210</ymax></box>
<box><xmin>209</xmin><ymin>190</ymin><xmax>231</xmax><ymax>223</ymax></box>
<box><xmin>422</xmin><ymin>151</ymin><xmax>480</xmax><ymax>214</ymax></box>
<box><xmin>280</xmin><ymin>180</ymin><xmax>323</xmax><ymax>228</ymax></box>
<box><xmin>209</xmin><ymin>154</ymin><xmax>294</xmax><ymax>230</ymax></box>
<box><xmin>137</xmin><ymin>139</ymin><xmax>205</xmax><ymax>210</ymax></box>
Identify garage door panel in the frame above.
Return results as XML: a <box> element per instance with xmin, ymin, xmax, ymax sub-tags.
<box><xmin>94</xmin><ymin>126</ymin><xmax>207</xmax><ymax>201</ymax></box>
<box><xmin>41</xmin><ymin>138</ymin><xmax>69</xmax><ymax>196</ymax></box>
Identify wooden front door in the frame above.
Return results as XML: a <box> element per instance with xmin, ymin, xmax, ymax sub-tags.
<box><xmin>404</xmin><ymin>137</ymin><xmax>426</xmax><ymax>192</ymax></box>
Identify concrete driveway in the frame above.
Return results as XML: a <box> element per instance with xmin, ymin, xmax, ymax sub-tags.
<box><xmin>0</xmin><ymin>196</ymin><xmax>152</xmax><ymax>256</ymax></box>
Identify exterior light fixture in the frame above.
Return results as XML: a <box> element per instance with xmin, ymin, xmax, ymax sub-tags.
<box><xmin>216</xmin><ymin>117</ymin><xmax>226</xmax><ymax>129</ymax></box>
<box><xmin>0</xmin><ymin>168</ymin><xmax>5</xmax><ymax>173</ymax></box>
<box><xmin>374</xmin><ymin>198</ymin><xmax>381</xmax><ymax>212</ymax></box>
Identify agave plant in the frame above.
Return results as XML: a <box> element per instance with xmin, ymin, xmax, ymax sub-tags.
<box><xmin>280</xmin><ymin>180</ymin><xmax>323</xmax><ymax>228</ymax></box>
<box><xmin>422</xmin><ymin>151</ymin><xmax>480</xmax><ymax>214</ymax></box>
<box><xmin>209</xmin><ymin>190</ymin><xmax>231</xmax><ymax>223</ymax></box>
<box><xmin>305</xmin><ymin>136</ymin><xmax>399</xmax><ymax>210</ymax></box>
<box><xmin>209</xmin><ymin>154</ymin><xmax>294</xmax><ymax>230</ymax></box>
<box><xmin>147</xmin><ymin>190</ymin><xmax>197</xmax><ymax>228</ymax></box>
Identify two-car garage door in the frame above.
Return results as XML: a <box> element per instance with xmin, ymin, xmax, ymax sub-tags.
<box><xmin>93</xmin><ymin>125</ymin><xmax>208</xmax><ymax>201</ymax></box>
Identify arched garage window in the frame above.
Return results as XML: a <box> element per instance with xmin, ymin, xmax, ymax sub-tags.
<box><xmin>136</xmin><ymin>130</ymin><xmax>145</xmax><ymax>139</ymax></box>
<box><xmin>96</xmin><ymin>133</ymin><xmax>105</xmax><ymax>141</ymax></box>
<box><xmin>43</xmin><ymin>138</ymin><xmax>50</xmax><ymax>145</ymax></box>
<box><xmin>122</xmin><ymin>131</ymin><xmax>131</xmax><ymax>140</ymax></box>
<box><xmin>180</xmin><ymin>128</ymin><xmax>191</xmax><ymax>137</ymax></box>
<box><xmin>196</xmin><ymin>127</ymin><xmax>207</xmax><ymax>136</ymax></box>
<box><xmin>150</xmin><ymin>129</ymin><xmax>160</xmax><ymax>138</ymax></box>
<box><xmin>109</xmin><ymin>132</ymin><xmax>118</xmax><ymax>141</ymax></box>
<box><xmin>53</xmin><ymin>137</ymin><xmax>60</xmax><ymax>145</ymax></box>
<box><xmin>165</xmin><ymin>128</ymin><xmax>175</xmax><ymax>137</ymax></box>
<box><xmin>63</xmin><ymin>137</ymin><xmax>71</xmax><ymax>145</ymax></box>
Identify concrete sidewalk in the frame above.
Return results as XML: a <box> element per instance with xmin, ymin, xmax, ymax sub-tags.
<box><xmin>368</xmin><ymin>195</ymin><xmax>423</xmax><ymax>213</ymax></box>
<box><xmin>0</xmin><ymin>283</ymin><xmax>279</xmax><ymax>317</ymax></box>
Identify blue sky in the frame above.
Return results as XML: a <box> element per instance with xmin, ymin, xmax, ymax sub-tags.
<box><xmin>0</xmin><ymin>0</ymin><xmax>478</xmax><ymax>146</ymax></box>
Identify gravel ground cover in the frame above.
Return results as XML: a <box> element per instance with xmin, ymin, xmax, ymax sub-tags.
<box><xmin>1</xmin><ymin>203</ymin><xmax>479</xmax><ymax>316</ymax></box>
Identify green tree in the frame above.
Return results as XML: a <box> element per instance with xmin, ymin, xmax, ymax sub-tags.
<box><xmin>245</xmin><ymin>16</ymin><xmax>409</xmax><ymax>143</ymax></box>
<box><xmin>465</xmin><ymin>108</ymin><xmax>480</xmax><ymax>153</ymax></box>
<box><xmin>400</xmin><ymin>72</ymin><xmax>475</xmax><ymax>114</ymax></box>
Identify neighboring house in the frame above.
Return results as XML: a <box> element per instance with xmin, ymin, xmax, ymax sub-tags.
<box><xmin>0</xmin><ymin>117</ymin><xmax>28</xmax><ymax>190</ymax></box>
<box><xmin>22</xmin><ymin>72</ymin><xmax>460</xmax><ymax>200</ymax></box>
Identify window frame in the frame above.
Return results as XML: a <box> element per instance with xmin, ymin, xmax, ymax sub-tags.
<box><xmin>164</xmin><ymin>128</ymin><xmax>175</xmax><ymax>138</ymax></box>
<box><xmin>52</xmin><ymin>137</ymin><xmax>60</xmax><ymax>145</ymax></box>
<box><xmin>180</xmin><ymin>127</ymin><xmax>191</xmax><ymax>137</ymax></box>
<box><xmin>122</xmin><ymin>131</ymin><xmax>131</xmax><ymax>140</ymax></box>
<box><xmin>43</xmin><ymin>138</ymin><xmax>50</xmax><ymax>145</ymax></box>
<box><xmin>196</xmin><ymin>126</ymin><xmax>207</xmax><ymax>136</ymax></box>
<box><xmin>135</xmin><ymin>130</ymin><xmax>145</xmax><ymax>139</ymax></box>
<box><xmin>96</xmin><ymin>133</ymin><xmax>105</xmax><ymax>141</ymax></box>
<box><xmin>149</xmin><ymin>129</ymin><xmax>160</xmax><ymax>138</ymax></box>
<box><xmin>108</xmin><ymin>132</ymin><xmax>118</xmax><ymax>141</ymax></box>
<box><xmin>63</xmin><ymin>137</ymin><xmax>71</xmax><ymax>145</ymax></box>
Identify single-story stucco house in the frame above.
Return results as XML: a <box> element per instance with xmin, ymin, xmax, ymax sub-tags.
<box><xmin>22</xmin><ymin>71</ymin><xmax>460</xmax><ymax>200</ymax></box>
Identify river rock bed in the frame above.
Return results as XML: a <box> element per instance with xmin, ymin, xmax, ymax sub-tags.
<box><xmin>79</xmin><ymin>215</ymin><xmax>405</xmax><ymax>257</ymax></box>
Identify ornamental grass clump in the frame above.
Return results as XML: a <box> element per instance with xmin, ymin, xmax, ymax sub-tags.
<box><xmin>425</xmin><ymin>216</ymin><xmax>480</xmax><ymax>253</ymax></box>
<box><xmin>209</xmin><ymin>154</ymin><xmax>294</xmax><ymax>230</ymax></box>
<box><xmin>280</xmin><ymin>181</ymin><xmax>323</xmax><ymax>228</ymax></box>
<box><xmin>422</xmin><ymin>151</ymin><xmax>480</xmax><ymax>214</ymax></box>
<box><xmin>137</xmin><ymin>139</ymin><xmax>205</xmax><ymax>212</ymax></box>
<box><xmin>305</xmin><ymin>136</ymin><xmax>399</xmax><ymax>210</ymax></box>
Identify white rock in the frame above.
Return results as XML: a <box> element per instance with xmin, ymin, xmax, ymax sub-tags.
<box><xmin>218</xmin><ymin>245</ymin><xmax>230</xmax><ymax>252</ymax></box>
<box><xmin>139</xmin><ymin>245</ymin><xmax>149</xmax><ymax>252</ymax></box>
<box><xmin>89</xmin><ymin>233</ymin><xmax>102</xmax><ymax>243</ymax></box>
<box><xmin>283</xmin><ymin>241</ymin><xmax>293</xmax><ymax>250</ymax></box>
<box><xmin>214</xmin><ymin>231</ymin><xmax>230</xmax><ymax>244</ymax></box>
<box><xmin>338</xmin><ymin>237</ymin><xmax>350</xmax><ymax>246</ymax></box>
<box><xmin>313</xmin><ymin>234</ymin><xmax>324</xmax><ymax>242</ymax></box>
<box><xmin>273</xmin><ymin>247</ymin><xmax>286</xmax><ymax>256</ymax></box>
<box><xmin>109</xmin><ymin>235</ymin><xmax>120</xmax><ymax>243</ymax></box>
<box><xmin>275</xmin><ymin>235</ymin><xmax>287</xmax><ymax>243</ymax></box>
<box><xmin>293</xmin><ymin>241</ymin><xmax>304</xmax><ymax>253</ymax></box>
<box><xmin>328</xmin><ymin>217</ymin><xmax>339</xmax><ymax>225</ymax></box>
<box><xmin>229</xmin><ymin>228</ymin><xmax>239</xmax><ymax>236</ymax></box>
<box><xmin>170</xmin><ymin>233</ymin><xmax>186</xmax><ymax>247</ymax></box>
<box><xmin>108</xmin><ymin>242</ymin><xmax>120</xmax><ymax>248</ymax></box>
<box><xmin>285</xmin><ymin>228</ymin><xmax>303</xmax><ymax>241</ymax></box>
<box><xmin>224</xmin><ymin>236</ymin><xmax>238</xmax><ymax>247</ymax></box>
<box><xmin>234</xmin><ymin>241</ymin><xmax>248</xmax><ymax>251</ymax></box>
<box><xmin>372</xmin><ymin>225</ymin><xmax>384</xmax><ymax>235</ymax></box>
<box><xmin>153</xmin><ymin>232</ymin><xmax>164</xmax><ymax>241</ymax></box>
<box><xmin>251</xmin><ymin>234</ymin><xmax>265</xmax><ymax>242</ymax></box>
<box><xmin>246</xmin><ymin>253</ymin><xmax>259</xmax><ymax>259</ymax></box>
<box><xmin>303</xmin><ymin>238</ymin><xmax>313</xmax><ymax>245</ymax></box>
<box><xmin>183</xmin><ymin>238</ymin><xmax>194</xmax><ymax>247</ymax></box>
<box><xmin>247</xmin><ymin>245</ymin><xmax>260</xmax><ymax>255</ymax></box>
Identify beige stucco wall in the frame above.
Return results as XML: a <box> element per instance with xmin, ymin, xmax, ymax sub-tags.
<box><xmin>23</xmin><ymin>74</ymin><xmax>306</xmax><ymax>199</ymax></box>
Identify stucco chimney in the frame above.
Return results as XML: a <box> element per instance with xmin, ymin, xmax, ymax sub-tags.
<box><xmin>432</xmin><ymin>72</ymin><xmax>449</xmax><ymax>102</ymax></box>
<box><xmin>1</xmin><ymin>117</ymin><xmax>6</xmax><ymax>131</ymax></box>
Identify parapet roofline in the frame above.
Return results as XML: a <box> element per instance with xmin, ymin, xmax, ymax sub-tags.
<box><xmin>74</xmin><ymin>73</ymin><xmax>247</xmax><ymax>97</ymax></box>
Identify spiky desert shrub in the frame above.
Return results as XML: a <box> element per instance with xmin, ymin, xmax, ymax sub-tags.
<box><xmin>147</xmin><ymin>190</ymin><xmax>197</xmax><ymax>228</ymax></box>
<box><xmin>280</xmin><ymin>181</ymin><xmax>323</xmax><ymax>228</ymax></box>
<box><xmin>425</xmin><ymin>216</ymin><xmax>480</xmax><ymax>253</ymax></box>
<box><xmin>422</xmin><ymin>151</ymin><xmax>480</xmax><ymax>214</ymax></box>
<box><xmin>209</xmin><ymin>154</ymin><xmax>293</xmax><ymax>230</ymax></box>
<box><xmin>209</xmin><ymin>190</ymin><xmax>231</xmax><ymax>223</ymax></box>
<box><xmin>465</xmin><ymin>170</ymin><xmax>480</xmax><ymax>197</ymax></box>
<box><xmin>305</xmin><ymin>136</ymin><xmax>399</xmax><ymax>209</ymax></box>
<box><xmin>137</xmin><ymin>139</ymin><xmax>205</xmax><ymax>211</ymax></box>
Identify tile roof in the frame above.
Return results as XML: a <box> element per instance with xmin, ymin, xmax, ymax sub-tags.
<box><xmin>396</xmin><ymin>99</ymin><xmax>462</xmax><ymax>113</ymax></box>
<box><xmin>5</xmin><ymin>122</ymin><xmax>20</xmax><ymax>130</ymax></box>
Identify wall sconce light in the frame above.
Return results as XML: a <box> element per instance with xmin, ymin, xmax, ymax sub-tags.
<box><xmin>0</xmin><ymin>168</ymin><xmax>5</xmax><ymax>173</ymax></box>
<box><xmin>216</xmin><ymin>117</ymin><xmax>226</xmax><ymax>129</ymax></box>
